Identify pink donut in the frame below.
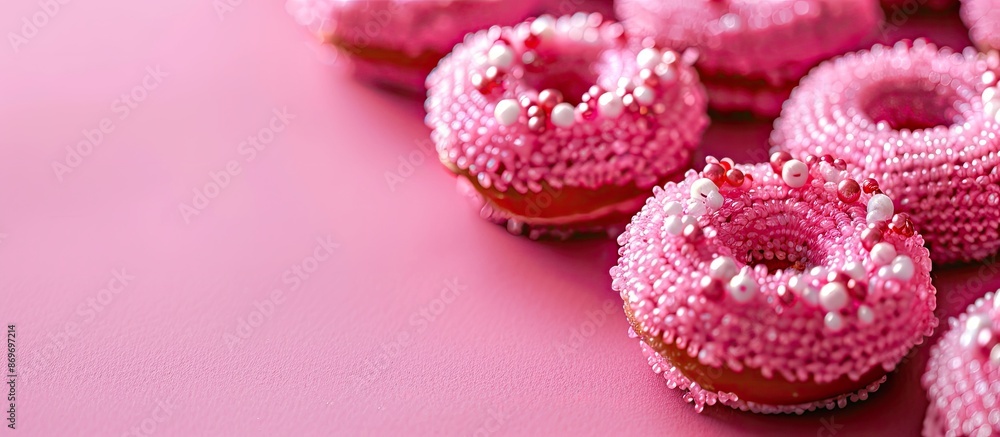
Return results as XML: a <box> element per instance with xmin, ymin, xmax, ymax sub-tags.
<box><xmin>615</xmin><ymin>0</ymin><xmax>882</xmax><ymax>117</ymax></box>
<box><xmin>772</xmin><ymin>40</ymin><xmax>1000</xmax><ymax>263</ymax></box>
<box><xmin>285</xmin><ymin>0</ymin><xmax>539</xmax><ymax>93</ymax></box>
<box><xmin>922</xmin><ymin>292</ymin><xmax>1000</xmax><ymax>436</ymax></box>
<box><xmin>425</xmin><ymin>14</ymin><xmax>709</xmax><ymax>239</ymax></box>
<box><xmin>611</xmin><ymin>156</ymin><xmax>937</xmax><ymax>413</ymax></box>
<box><xmin>961</xmin><ymin>0</ymin><xmax>1000</xmax><ymax>51</ymax></box>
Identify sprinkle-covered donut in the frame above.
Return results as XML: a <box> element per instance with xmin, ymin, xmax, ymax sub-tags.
<box><xmin>772</xmin><ymin>40</ymin><xmax>1000</xmax><ymax>263</ymax></box>
<box><xmin>961</xmin><ymin>0</ymin><xmax>1000</xmax><ymax>51</ymax></box>
<box><xmin>611</xmin><ymin>155</ymin><xmax>937</xmax><ymax>414</ymax></box>
<box><xmin>285</xmin><ymin>0</ymin><xmax>538</xmax><ymax>93</ymax></box>
<box><xmin>922</xmin><ymin>292</ymin><xmax>1000</xmax><ymax>437</ymax></box>
<box><xmin>615</xmin><ymin>0</ymin><xmax>882</xmax><ymax>117</ymax></box>
<box><xmin>426</xmin><ymin>14</ymin><xmax>709</xmax><ymax>239</ymax></box>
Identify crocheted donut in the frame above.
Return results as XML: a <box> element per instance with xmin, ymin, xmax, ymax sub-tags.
<box><xmin>772</xmin><ymin>40</ymin><xmax>1000</xmax><ymax>263</ymax></box>
<box><xmin>615</xmin><ymin>0</ymin><xmax>882</xmax><ymax>117</ymax></box>
<box><xmin>426</xmin><ymin>14</ymin><xmax>709</xmax><ymax>239</ymax></box>
<box><xmin>611</xmin><ymin>155</ymin><xmax>937</xmax><ymax>414</ymax></box>
<box><xmin>922</xmin><ymin>292</ymin><xmax>1000</xmax><ymax>437</ymax></box>
<box><xmin>285</xmin><ymin>0</ymin><xmax>539</xmax><ymax>93</ymax></box>
<box><xmin>961</xmin><ymin>0</ymin><xmax>1000</xmax><ymax>51</ymax></box>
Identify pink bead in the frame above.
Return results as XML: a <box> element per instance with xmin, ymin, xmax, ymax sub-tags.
<box><xmin>725</xmin><ymin>169</ymin><xmax>745</xmax><ymax>187</ymax></box>
<box><xmin>860</xmin><ymin>228</ymin><xmax>882</xmax><ymax>251</ymax></box>
<box><xmin>703</xmin><ymin>163</ymin><xmax>726</xmax><ymax>186</ymax></box>
<box><xmin>769</xmin><ymin>151</ymin><xmax>792</xmax><ymax>174</ymax></box>
<box><xmin>538</xmin><ymin>89</ymin><xmax>563</xmax><ymax>110</ymax></box>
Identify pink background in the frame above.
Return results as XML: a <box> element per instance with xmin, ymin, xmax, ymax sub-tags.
<box><xmin>0</xmin><ymin>1</ymin><xmax>992</xmax><ymax>435</ymax></box>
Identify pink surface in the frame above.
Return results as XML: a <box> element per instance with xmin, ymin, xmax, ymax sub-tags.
<box><xmin>0</xmin><ymin>1</ymin><xmax>992</xmax><ymax>435</ymax></box>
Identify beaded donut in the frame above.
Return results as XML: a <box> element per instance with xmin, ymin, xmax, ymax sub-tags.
<box><xmin>772</xmin><ymin>40</ymin><xmax>1000</xmax><ymax>263</ymax></box>
<box><xmin>961</xmin><ymin>0</ymin><xmax>1000</xmax><ymax>51</ymax></box>
<box><xmin>922</xmin><ymin>292</ymin><xmax>1000</xmax><ymax>436</ymax></box>
<box><xmin>610</xmin><ymin>155</ymin><xmax>937</xmax><ymax>414</ymax></box>
<box><xmin>615</xmin><ymin>0</ymin><xmax>882</xmax><ymax>117</ymax></box>
<box><xmin>285</xmin><ymin>0</ymin><xmax>538</xmax><ymax>93</ymax></box>
<box><xmin>425</xmin><ymin>14</ymin><xmax>709</xmax><ymax>239</ymax></box>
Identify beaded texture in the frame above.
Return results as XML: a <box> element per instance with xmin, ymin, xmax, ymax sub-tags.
<box><xmin>611</xmin><ymin>159</ymin><xmax>937</xmax><ymax>414</ymax></box>
<box><xmin>772</xmin><ymin>40</ymin><xmax>1000</xmax><ymax>263</ymax></box>
<box><xmin>426</xmin><ymin>14</ymin><xmax>709</xmax><ymax>238</ymax></box>
<box><xmin>922</xmin><ymin>292</ymin><xmax>1000</xmax><ymax>437</ymax></box>
<box><xmin>615</xmin><ymin>0</ymin><xmax>882</xmax><ymax>116</ymax></box>
<box><xmin>285</xmin><ymin>0</ymin><xmax>538</xmax><ymax>92</ymax></box>
<box><xmin>961</xmin><ymin>0</ymin><xmax>1000</xmax><ymax>52</ymax></box>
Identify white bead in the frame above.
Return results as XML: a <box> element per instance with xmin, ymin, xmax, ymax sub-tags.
<box><xmin>866</xmin><ymin>194</ymin><xmax>894</xmax><ymax>223</ymax></box>
<box><xmin>877</xmin><ymin>265</ymin><xmax>893</xmax><ymax>279</ymax></box>
<box><xmin>637</xmin><ymin>48</ymin><xmax>661</xmax><ymax>70</ymax></box>
<box><xmin>664</xmin><ymin>215</ymin><xmax>684</xmax><ymax>236</ymax></box>
<box><xmin>808</xmin><ymin>266</ymin><xmax>829</xmax><ymax>279</ymax></box>
<box><xmin>680</xmin><ymin>215</ymin><xmax>697</xmax><ymax>227</ymax></box>
<box><xmin>781</xmin><ymin>159</ymin><xmax>808</xmax><ymax>188</ymax></box>
<box><xmin>787</xmin><ymin>275</ymin><xmax>805</xmax><ymax>292</ymax></box>
<box><xmin>709</xmin><ymin>257</ymin><xmax>738</xmax><ymax>280</ymax></box>
<box><xmin>824</xmin><ymin>312</ymin><xmax>844</xmax><ymax>332</ymax></box>
<box><xmin>819</xmin><ymin>282</ymin><xmax>849</xmax><ymax>312</ymax></box>
<box><xmin>487</xmin><ymin>44</ymin><xmax>514</xmax><ymax>69</ymax></box>
<box><xmin>889</xmin><ymin>255</ymin><xmax>914</xmax><ymax>281</ymax></box>
<box><xmin>598</xmin><ymin>92</ymin><xmax>624</xmax><ymax>118</ymax></box>
<box><xmin>529</xmin><ymin>15</ymin><xmax>555</xmax><ymax>40</ymax></box>
<box><xmin>494</xmin><ymin>99</ymin><xmax>520</xmax><ymax>126</ymax></box>
<box><xmin>632</xmin><ymin>86</ymin><xmax>655</xmax><ymax>106</ymax></box>
<box><xmin>706</xmin><ymin>190</ymin><xmax>724</xmax><ymax>210</ymax></box>
<box><xmin>966</xmin><ymin>314</ymin><xmax>988</xmax><ymax>333</ymax></box>
<box><xmin>995</xmin><ymin>294</ymin><xmax>1000</xmax><ymax>311</ymax></box>
<box><xmin>685</xmin><ymin>198</ymin><xmax>707</xmax><ymax>217</ymax></box>
<box><xmin>870</xmin><ymin>242</ymin><xmax>897</xmax><ymax>266</ymax></box>
<box><xmin>843</xmin><ymin>262</ymin><xmax>865</xmax><ymax>281</ymax></box>
<box><xmin>550</xmin><ymin>103</ymin><xmax>575</xmax><ymax>127</ymax></box>
<box><xmin>663</xmin><ymin>201</ymin><xmax>683</xmax><ymax>216</ymax></box>
<box><xmin>690</xmin><ymin>178</ymin><xmax>720</xmax><ymax>200</ymax></box>
<box><xmin>801</xmin><ymin>287</ymin><xmax>819</xmax><ymax>306</ymax></box>
<box><xmin>857</xmin><ymin>305</ymin><xmax>874</xmax><ymax>325</ymax></box>
<box><xmin>984</xmin><ymin>87</ymin><xmax>999</xmax><ymax>119</ymax></box>
<box><xmin>991</xmin><ymin>344</ymin><xmax>1000</xmax><ymax>366</ymax></box>
<box><xmin>819</xmin><ymin>162</ymin><xmax>842</xmax><ymax>183</ymax></box>
<box><xmin>727</xmin><ymin>271</ymin><xmax>757</xmax><ymax>303</ymax></box>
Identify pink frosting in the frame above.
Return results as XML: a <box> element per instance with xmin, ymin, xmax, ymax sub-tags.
<box><xmin>772</xmin><ymin>40</ymin><xmax>1000</xmax><ymax>263</ymax></box>
<box><xmin>425</xmin><ymin>14</ymin><xmax>709</xmax><ymax>233</ymax></box>
<box><xmin>922</xmin><ymin>292</ymin><xmax>1000</xmax><ymax>437</ymax></box>
<box><xmin>611</xmin><ymin>159</ymin><xmax>937</xmax><ymax>413</ymax></box>
<box><xmin>961</xmin><ymin>0</ymin><xmax>1000</xmax><ymax>51</ymax></box>
<box><xmin>615</xmin><ymin>0</ymin><xmax>882</xmax><ymax>115</ymax></box>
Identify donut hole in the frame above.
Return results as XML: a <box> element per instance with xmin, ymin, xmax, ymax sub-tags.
<box><xmin>858</xmin><ymin>81</ymin><xmax>964</xmax><ymax>131</ymax></box>
<box><xmin>520</xmin><ymin>44</ymin><xmax>624</xmax><ymax>106</ymax></box>
<box><xmin>714</xmin><ymin>201</ymin><xmax>844</xmax><ymax>273</ymax></box>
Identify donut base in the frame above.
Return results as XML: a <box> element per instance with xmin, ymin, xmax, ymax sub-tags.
<box><xmin>625</xmin><ymin>305</ymin><xmax>888</xmax><ymax>414</ymax></box>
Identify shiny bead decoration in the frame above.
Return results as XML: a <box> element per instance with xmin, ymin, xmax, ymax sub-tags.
<box><xmin>922</xmin><ymin>292</ymin><xmax>1000</xmax><ymax>437</ymax></box>
<box><xmin>772</xmin><ymin>40</ymin><xmax>1000</xmax><ymax>263</ymax></box>
<box><xmin>612</xmin><ymin>157</ymin><xmax>937</xmax><ymax>414</ymax></box>
<box><xmin>426</xmin><ymin>14</ymin><xmax>709</xmax><ymax>239</ymax></box>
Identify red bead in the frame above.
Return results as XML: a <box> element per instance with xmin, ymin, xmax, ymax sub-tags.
<box><xmin>538</xmin><ymin>89</ymin><xmax>563</xmax><ymax>110</ymax></box>
<box><xmin>725</xmin><ymin>169</ymin><xmax>745</xmax><ymax>187</ymax></box>
<box><xmin>719</xmin><ymin>158</ymin><xmax>734</xmax><ymax>171</ymax></box>
<box><xmin>528</xmin><ymin>116</ymin><xmax>546</xmax><ymax>132</ymax></box>
<box><xmin>827</xmin><ymin>271</ymin><xmax>851</xmax><ymax>285</ymax></box>
<box><xmin>803</xmin><ymin>154</ymin><xmax>818</xmax><ymax>166</ymax></box>
<box><xmin>703</xmin><ymin>163</ymin><xmax>726</xmax><ymax>186</ymax></box>
<box><xmin>837</xmin><ymin>179</ymin><xmax>861</xmax><ymax>203</ymax></box>
<box><xmin>524</xmin><ymin>33</ymin><xmax>540</xmax><ymax>49</ymax></box>
<box><xmin>820</xmin><ymin>154</ymin><xmax>834</xmax><ymax>163</ymax></box>
<box><xmin>527</xmin><ymin>105</ymin><xmax>543</xmax><ymax>118</ymax></box>
<box><xmin>889</xmin><ymin>214</ymin><xmax>915</xmax><ymax>237</ymax></box>
<box><xmin>860</xmin><ymin>228</ymin><xmax>883</xmax><ymax>250</ymax></box>
<box><xmin>700</xmin><ymin>276</ymin><xmax>724</xmax><ymax>301</ymax></box>
<box><xmin>833</xmin><ymin>158</ymin><xmax>847</xmax><ymax>171</ymax></box>
<box><xmin>769</xmin><ymin>151</ymin><xmax>792</xmax><ymax>174</ymax></box>
<box><xmin>861</xmin><ymin>178</ymin><xmax>880</xmax><ymax>194</ymax></box>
